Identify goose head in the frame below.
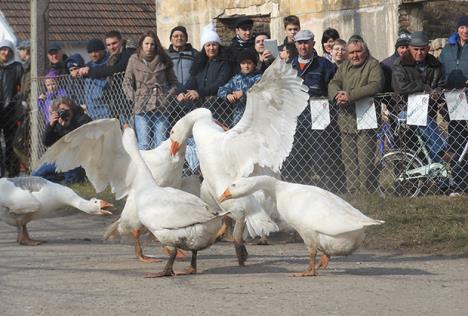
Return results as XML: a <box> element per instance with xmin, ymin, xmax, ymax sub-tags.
<box><xmin>78</xmin><ymin>198</ymin><xmax>113</xmax><ymax>215</ymax></box>
<box><xmin>170</xmin><ymin>108</ymin><xmax>212</xmax><ymax>156</ymax></box>
<box><xmin>219</xmin><ymin>177</ymin><xmax>261</xmax><ymax>202</ymax></box>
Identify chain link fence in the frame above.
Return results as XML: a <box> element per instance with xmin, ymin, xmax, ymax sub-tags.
<box><xmin>9</xmin><ymin>72</ymin><xmax>468</xmax><ymax>196</ymax></box>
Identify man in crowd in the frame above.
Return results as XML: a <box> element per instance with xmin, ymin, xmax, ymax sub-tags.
<box><xmin>46</xmin><ymin>43</ymin><xmax>69</xmax><ymax>75</ymax></box>
<box><xmin>279</xmin><ymin>15</ymin><xmax>300</xmax><ymax>60</ymax></box>
<box><xmin>328</xmin><ymin>36</ymin><xmax>385</xmax><ymax>194</ymax></box>
<box><xmin>230</xmin><ymin>16</ymin><xmax>255</xmax><ymax>50</ymax></box>
<box><xmin>440</xmin><ymin>15</ymin><xmax>468</xmax><ymax>194</ymax></box>
<box><xmin>0</xmin><ymin>40</ymin><xmax>24</xmax><ymax>177</ymax></box>
<box><xmin>283</xmin><ymin>30</ymin><xmax>345</xmax><ymax>192</ymax></box>
<box><xmin>381</xmin><ymin>31</ymin><xmax>411</xmax><ymax>92</ymax></box>
<box><xmin>77</xmin><ymin>30</ymin><xmax>135</xmax><ymax>122</ymax></box>
<box><xmin>166</xmin><ymin>26</ymin><xmax>198</xmax><ymax>87</ymax></box>
<box><xmin>253</xmin><ymin>32</ymin><xmax>274</xmax><ymax>73</ymax></box>
<box><xmin>392</xmin><ymin>31</ymin><xmax>446</xmax><ymax>163</ymax></box>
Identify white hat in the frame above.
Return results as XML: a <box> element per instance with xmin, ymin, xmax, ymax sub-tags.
<box><xmin>200</xmin><ymin>23</ymin><xmax>221</xmax><ymax>48</ymax></box>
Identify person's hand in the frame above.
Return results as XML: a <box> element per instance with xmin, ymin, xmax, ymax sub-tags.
<box><xmin>232</xmin><ymin>91</ymin><xmax>243</xmax><ymax>100</ymax></box>
<box><xmin>227</xmin><ymin>94</ymin><xmax>237</xmax><ymax>103</ymax></box>
<box><xmin>176</xmin><ymin>93</ymin><xmax>186</xmax><ymax>102</ymax></box>
<box><xmin>185</xmin><ymin>90</ymin><xmax>199</xmax><ymax>101</ymax></box>
<box><xmin>49</xmin><ymin>111</ymin><xmax>59</xmax><ymax>126</ymax></box>
<box><xmin>335</xmin><ymin>91</ymin><xmax>349</xmax><ymax>105</ymax></box>
<box><xmin>78</xmin><ymin>67</ymin><xmax>90</xmax><ymax>76</ymax></box>
<box><xmin>260</xmin><ymin>50</ymin><xmax>272</xmax><ymax>61</ymax></box>
<box><xmin>70</xmin><ymin>68</ymin><xmax>80</xmax><ymax>78</ymax></box>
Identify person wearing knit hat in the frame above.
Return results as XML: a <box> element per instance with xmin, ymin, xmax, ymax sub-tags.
<box><xmin>166</xmin><ymin>25</ymin><xmax>198</xmax><ymax>85</ymax></box>
<box><xmin>218</xmin><ymin>48</ymin><xmax>261</xmax><ymax>126</ymax></box>
<box><xmin>86</xmin><ymin>38</ymin><xmax>106</xmax><ymax>53</ymax></box>
<box><xmin>380</xmin><ymin>30</ymin><xmax>411</xmax><ymax>92</ymax></box>
<box><xmin>177</xmin><ymin>23</ymin><xmax>232</xmax><ymax>112</ymax></box>
<box><xmin>439</xmin><ymin>15</ymin><xmax>468</xmax><ymax>195</ymax></box>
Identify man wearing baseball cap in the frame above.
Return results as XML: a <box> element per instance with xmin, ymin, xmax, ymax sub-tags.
<box><xmin>440</xmin><ymin>15</ymin><xmax>468</xmax><ymax>195</ymax></box>
<box><xmin>46</xmin><ymin>43</ymin><xmax>69</xmax><ymax>75</ymax></box>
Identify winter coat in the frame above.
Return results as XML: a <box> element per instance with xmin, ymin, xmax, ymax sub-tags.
<box><xmin>328</xmin><ymin>56</ymin><xmax>384</xmax><ymax>133</ymax></box>
<box><xmin>181</xmin><ymin>54</ymin><xmax>233</xmax><ymax>97</ymax></box>
<box><xmin>217</xmin><ymin>72</ymin><xmax>261</xmax><ymax>98</ymax></box>
<box><xmin>84</xmin><ymin>54</ymin><xmax>109</xmax><ymax>119</ymax></box>
<box><xmin>290</xmin><ymin>55</ymin><xmax>336</xmax><ymax>97</ymax></box>
<box><xmin>37</xmin><ymin>88</ymin><xmax>67</xmax><ymax>123</ymax></box>
<box><xmin>440</xmin><ymin>32</ymin><xmax>468</xmax><ymax>89</ymax></box>
<box><xmin>123</xmin><ymin>53</ymin><xmax>179</xmax><ymax>114</ymax></box>
<box><xmin>391</xmin><ymin>52</ymin><xmax>445</xmax><ymax>95</ymax></box>
<box><xmin>43</xmin><ymin>108</ymin><xmax>92</xmax><ymax>147</ymax></box>
<box><xmin>0</xmin><ymin>49</ymin><xmax>23</xmax><ymax>116</ymax></box>
<box><xmin>380</xmin><ymin>52</ymin><xmax>399</xmax><ymax>92</ymax></box>
<box><xmin>166</xmin><ymin>44</ymin><xmax>198</xmax><ymax>86</ymax></box>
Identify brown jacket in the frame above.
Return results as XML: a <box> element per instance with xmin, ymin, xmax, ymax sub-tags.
<box><xmin>123</xmin><ymin>54</ymin><xmax>178</xmax><ymax>114</ymax></box>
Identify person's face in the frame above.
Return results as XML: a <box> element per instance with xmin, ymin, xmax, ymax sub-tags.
<box><xmin>0</xmin><ymin>47</ymin><xmax>10</xmax><ymax>63</ymax></box>
<box><xmin>105</xmin><ymin>36</ymin><xmax>122</xmax><ymax>55</ymax></box>
<box><xmin>56</xmin><ymin>103</ymin><xmax>73</xmax><ymax>127</ymax></box>
<box><xmin>285</xmin><ymin>24</ymin><xmax>300</xmax><ymax>42</ymax></box>
<box><xmin>240</xmin><ymin>59</ymin><xmax>255</xmax><ymax>74</ymax></box>
<box><xmin>347</xmin><ymin>43</ymin><xmax>368</xmax><ymax>66</ymax></box>
<box><xmin>45</xmin><ymin>78</ymin><xmax>57</xmax><ymax>92</ymax></box>
<box><xmin>331</xmin><ymin>44</ymin><xmax>347</xmax><ymax>63</ymax></box>
<box><xmin>458</xmin><ymin>25</ymin><xmax>468</xmax><ymax>43</ymax></box>
<box><xmin>18</xmin><ymin>49</ymin><xmax>29</xmax><ymax>62</ymax></box>
<box><xmin>323</xmin><ymin>38</ymin><xmax>335</xmax><ymax>54</ymax></box>
<box><xmin>409</xmin><ymin>45</ymin><xmax>429</xmax><ymax>62</ymax></box>
<box><xmin>142</xmin><ymin>36</ymin><xmax>156</xmax><ymax>55</ymax></box>
<box><xmin>254</xmin><ymin>35</ymin><xmax>268</xmax><ymax>53</ymax></box>
<box><xmin>396</xmin><ymin>45</ymin><xmax>409</xmax><ymax>57</ymax></box>
<box><xmin>295</xmin><ymin>39</ymin><xmax>314</xmax><ymax>58</ymax></box>
<box><xmin>47</xmin><ymin>49</ymin><xmax>63</xmax><ymax>64</ymax></box>
<box><xmin>171</xmin><ymin>31</ymin><xmax>187</xmax><ymax>49</ymax></box>
<box><xmin>204</xmin><ymin>42</ymin><xmax>219</xmax><ymax>59</ymax></box>
<box><xmin>88</xmin><ymin>50</ymin><xmax>105</xmax><ymax>63</ymax></box>
<box><xmin>236</xmin><ymin>26</ymin><xmax>252</xmax><ymax>41</ymax></box>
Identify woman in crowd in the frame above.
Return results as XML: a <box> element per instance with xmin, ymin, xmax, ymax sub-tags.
<box><xmin>124</xmin><ymin>30</ymin><xmax>178</xmax><ymax>150</ymax></box>
<box><xmin>321</xmin><ymin>28</ymin><xmax>340</xmax><ymax>62</ymax></box>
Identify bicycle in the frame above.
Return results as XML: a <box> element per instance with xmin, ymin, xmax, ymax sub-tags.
<box><xmin>377</xmin><ymin>112</ymin><xmax>468</xmax><ymax>197</ymax></box>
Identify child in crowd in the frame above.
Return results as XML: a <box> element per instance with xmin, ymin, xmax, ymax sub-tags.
<box><xmin>37</xmin><ymin>69</ymin><xmax>67</xmax><ymax>124</ymax></box>
<box><xmin>331</xmin><ymin>38</ymin><xmax>348</xmax><ymax>65</ymax></box>
<box><xmin>217</xmin><ymin>49</ymin><xmax>261</xmax><ymax>126</ymax></box>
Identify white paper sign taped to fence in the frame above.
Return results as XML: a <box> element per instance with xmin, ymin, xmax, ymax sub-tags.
<box><xmin>445</xmin><ymin>90</ymin><xmax>468</xmax><ymax>121</ymax></box>
<box><xmin>355</xmin><ymin>97</ymin><xmax>377</xmax><ymax>130</ymax></box>
<box><xmin>309</xmin><ymin>98</ymin><xmax>330</xmax><ymax>130</ymax></box>
<box><xmin>407</xmin><ymin>93</ymin><xmax>429</xmax><ymax>126</ymax></box>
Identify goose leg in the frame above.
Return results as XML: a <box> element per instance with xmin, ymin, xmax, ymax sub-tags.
<box><xmin>175</xmin><ymin>250</ymin><xmax>197</xmax><ymax>275</ymax></box>
<box><xmin>215</xmin><ymin>216</ymin><xmax>231</xmax><ymax>241</ymax></box>
<box><xmin>17</xmin><ymin>224</ymin><xmax>43</xmax><ymax>246</ymax></box>
<box><xmin>162</xmin><ymin>246</ymin><xmax>186</xmax><ymax>259</ymax></box>
<box><xmin>317</xmin><ymin>254</ymin><xmax>331</xmax><ymax>269</ymax></box>
<box><xmin>145</xmin><ymin>247</ymin><xmax>178</xmax><ymax>278</ymax></box>
<box><xmin>132</xmin><ymin>229</ymin><xmax>161</xmax><ymax>263</ymax></box>
<box><xmin>293</xmin><ymin>248</ymin><xmax>317</xmax><ymax>277</ymax></box>
<box><xmin>233</xmin><ymin>216</ymin><xmax>248</xmax><ymax>266</ymax></box>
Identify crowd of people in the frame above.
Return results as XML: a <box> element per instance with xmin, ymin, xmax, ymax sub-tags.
<box><xmin>0</xmin><ymin>14</ymin><xmax>467</xmax><ymax>195</ymax></box>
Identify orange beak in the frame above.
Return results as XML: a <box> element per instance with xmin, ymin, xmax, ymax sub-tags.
<box><xmin>219</xmin><ymin>189</ymin><xmax>232</xmax><ymax>202</ymax></box>
<box><xmin>99</xmin><ymin>200</ymin><xmax>113</xmax><ymax>215</ymax></box>
<box><xmin>122</xmin><ymin>123</ymin><xmax>130</xmax><ymax>129</ymax></box>
<box><xmin>170</xmin><ymin>139</ymin><xmax>180</xmax><ymax>156</ymax></box>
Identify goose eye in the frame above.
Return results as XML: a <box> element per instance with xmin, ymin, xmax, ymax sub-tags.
<box><xmin>232</xmin><ymin>184</ymin><xmax>236</xmax><ymax>187</ymax></box>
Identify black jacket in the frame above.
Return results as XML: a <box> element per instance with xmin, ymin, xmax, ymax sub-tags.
<box><xmin>43</xmin><ymin>109</ymin><xmax>92</xmax><ymax>147</ymax></box>
<box><xmin>0</xmin><ymin>61</ymin><xmax>23</xmax><ymax>113</ymax></box>
<box><xmin>87</xmin><ymin>47</ymin><xmax>135</xmax><ymax>79</ymax></box>
<box><xmin>392</xmin><ymin>52</ymin><xmax>445</xmax><ymax>95</ymax></box>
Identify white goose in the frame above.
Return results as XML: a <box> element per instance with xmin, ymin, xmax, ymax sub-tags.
<box><xmin>169</xmin><ymin>58</ymin><xmax>309</xmax><ymax>265</ymax></box>
<box><xmin>121</xmin><ymin>125</ymin><xmax>227</xmax><ymax>277</ymax></box>
<box><xmin>0</xmin><ymin>176</ymin><xmax>112</xmax><ymax>245</ymax></box>
<box><xmin>37</xmin><ymin>118</ymin><xmax>188</xmax><ymax>262</ymax></box>
<box><xmin>220</xmin><ymin>176</ymin><xmax>384</xmax><ymax>276</ymax></box>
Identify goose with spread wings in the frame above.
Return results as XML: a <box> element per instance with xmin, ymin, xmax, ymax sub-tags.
<box><xmin>169</xmin><ymin>58</ymin><xmax>309</xmax><ymax>265</ymax></box>
<box><xmin>38</xmin><ymin>118</ymin><xmax>189</xmax><ymax>262</ymax></box>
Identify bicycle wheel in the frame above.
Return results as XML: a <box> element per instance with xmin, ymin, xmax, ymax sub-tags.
<box><xmin>378</xmin><ymin>151</ymin><xmax>425</xmax><ymax>197</ymax></box>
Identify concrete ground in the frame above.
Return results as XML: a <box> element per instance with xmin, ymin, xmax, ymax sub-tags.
<box><xmin>1</xmin><ymin>212</ymin><xmax>467</xmax><ymax>316</ymax></box>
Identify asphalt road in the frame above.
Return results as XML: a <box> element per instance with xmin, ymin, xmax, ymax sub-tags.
<box><xmin>1</xmin><ymin>212</ymin><xmax>467</xmax><ymax>316</ymax></box>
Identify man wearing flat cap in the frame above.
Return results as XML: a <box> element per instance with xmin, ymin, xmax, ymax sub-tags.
<box><xmin>440</xmin><ymin>15</ymin><xmax>468</xmax><ymax>195</ymax></box>
<box><xmin>392</xmin><ymin>31</ymin><xmax>446</xmax><ymax>164</ymax></box>
<box><xmin>230</xmin><ymin>16</ymin><xmax>255</xmax><ymax>50</ymax></box>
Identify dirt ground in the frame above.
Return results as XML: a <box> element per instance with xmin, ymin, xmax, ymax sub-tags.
<box><xmin>1</xmin><ymin>212</ymin><xmax>467</xmax><ymax>316</ymax></box>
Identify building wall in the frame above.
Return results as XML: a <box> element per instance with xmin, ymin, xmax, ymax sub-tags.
<box><xmin>156</xmin><ymin>0</ymin><xmax>402</xmax><ymax>60</ymax></box>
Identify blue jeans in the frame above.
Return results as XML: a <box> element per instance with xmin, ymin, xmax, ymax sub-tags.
<box><xmin>231</xmin><ymin>102</ymin><xmax>245</xmax><ymax>127</ymax></box>
<box><xmin>32</xmin><ymin>163</ymin><xmax>86</xmax><ymax>184</ymax></box>
<box><xmin>134</xmin><ymin>111</ymin><xmax>169</xmax><ymax>150</ymax></box>
<box><xmin>185</xmin><ymin>137</ymin><xmax>199</xmax><ymax>172</ymax></box>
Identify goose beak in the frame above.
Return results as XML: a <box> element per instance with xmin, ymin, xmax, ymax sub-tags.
<box><xmin>99</xmin><ymin>200</ymin><xmax>113</xmax><ymax>215</ymax></box>
<box><xmin>219</xmin><ymin>189</ymin><xmax>232</xmax><ymax>202</ymax></box>
<box><xmin>170</xmin><ymin>140</ymin><xmax>180</xmax><ymax>156</ymax></box>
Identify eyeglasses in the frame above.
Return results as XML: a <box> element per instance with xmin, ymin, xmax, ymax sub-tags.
<box><xmin>333</xmin><ymin>47</ymin><xmax>347</xmax><ymax>52</ymax></box>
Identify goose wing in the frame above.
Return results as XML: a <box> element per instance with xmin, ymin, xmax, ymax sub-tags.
<box><xmin>221</xmin><ymin>58</ymin><xmax>309</xmax><ymax>178</ymax></box>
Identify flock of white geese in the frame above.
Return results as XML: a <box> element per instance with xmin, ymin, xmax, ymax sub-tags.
<box><xmin>0</xmin><ymin>58</ymin><xmax>383</xmax><ymax>277</ymax></box>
